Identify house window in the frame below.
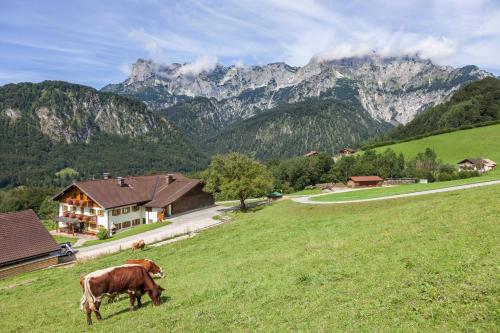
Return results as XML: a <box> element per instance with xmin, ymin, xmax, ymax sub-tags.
<box><xmin>89</xmin><ymin>208</ymin><xmax>96</xmax><ymax>215</ymax></box>
<box><xmin>132</xmin><ymin>205</ymin><xmax>140</xmax><ymax>212</ymax></box>
<box><xmin>97</xmin><ymin>210</ymin><xmax>104</xmax><ymax>217</ymax></box>
<box><xmin>72</xmin><ymin>192</ymin><xmax>77</xmax><ymax>198</ymax></box>
<box><xmin>122</xmin><ymin>221</ymin><xmax>131</xmax><ymax>228</ymax></box>
<box><xmin>70</xmin><ymin>206</ymin><xmax>76</xmax><ymax>213</ymax></box>
<box><xmin>142</xmin><ymin>218</ymin><xmax>146</xmax><ymax>224</ymax></box>
<box><xmin>115</xmin><ymin>223</ymin><xmax>122</xmax><ymax>230</ymax></box>
<box><xmin>132</xmin><ymin>219</ymin><xmax>141</xmax><ymax>226</ymax></box>
<box><xmin>112</xmin><ymin>209</ymin><xmax>121</xmax><ymax>216</ymax></box>
<box><xmin>122</xmin><ymin>207</ymin><xmax>130</xmax><ymax>214</ymax></box>
<box><xmin>79</xmin><ymin>193</ymin><xmax>84</xmax><ymax>200</ymax></box>
<box><xmin>62</xmin><ymin>205</ymin><xmax>68</xmax><ymax>212</ymax></box>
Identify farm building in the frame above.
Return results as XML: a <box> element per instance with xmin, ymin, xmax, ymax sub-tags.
<box><xmin>52</xmin><ymin>173</ymin><xmax>214</xmax><ymax>236</ymax></box>
<box><xmin>457</xmin><ymin>158</ymin><xmax>497</xmax><ymax>173</ymax></box>
<box><xmin>347</xmin><ymin>176</ymin><xmax>384</xmax><ymax>188</ymax></box>
<box><xmin>304</xmin><ymin>151</ymin><xmax>319</xmax><ymax>157</ymax></box>
<box><xmin>339</xmin><ymin>148</ymin><xmax>355</xmax><ymax>157</ymax></box>
<box><xmin>0</xmin><ymin>210</ymin><xmax>60</xmax><ymax>279</ymax></box>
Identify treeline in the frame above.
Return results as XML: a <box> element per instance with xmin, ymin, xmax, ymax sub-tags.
<box><xmin>268</xmin><ymin>148</ymin><xmax>479</xmax><ymax>193</ymax></box>
<box><xmin>364</xmin><ymin>77</ymin><xmax>500</xmax><ymax>148</ymax></box>
<box><xmin>0</xmin><ymin>187</ymin><xmax>58</xmax><ymax>219</ymax></box>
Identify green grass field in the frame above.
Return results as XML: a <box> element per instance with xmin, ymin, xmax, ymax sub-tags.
<box><xmin>0</xmin><ymin>185</ymin><xmax>498</xmax><ymax>332</ymax></box>
<box><xmin>288</xmin><ymin>188</ymin><xmax>322</xmax><ymax>195</ymax></box>
<box><xmin>374</xmin><ymin>123</ymin><xmax>500</xmax><ymax>164</ymax></box>
<box><xmin>313</xmin><ymin>173</ymin><xmax>500</xmax><ymax>202</ymax></box>
<box><xmin>52</xmin><ymin>234</ymin><xmax>77</xmax><ymax>245</ymax></box>
<box><xmin>81</xmin><ymin>221</ymin><xmax>171</xmax><ymax>247</ymax></box>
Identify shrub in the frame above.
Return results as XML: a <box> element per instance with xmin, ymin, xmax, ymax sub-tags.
<box><xmin>97</xmin><ymin>228</ymin><xmax>109</xmax><ymax>240</ymax></box>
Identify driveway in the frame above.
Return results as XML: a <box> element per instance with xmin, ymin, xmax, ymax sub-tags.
<box><xmin>291</xmin><ymin>179</ymin><xmax>500</xmax><ymax>205</ymax></box>
<box><xmin>76</xmin><ymin>205</ymin><xmax>229</xmax><ymax>260</ymax></box>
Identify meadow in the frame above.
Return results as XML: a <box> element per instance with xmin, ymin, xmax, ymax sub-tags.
<box><xmin>0</xmin><ymin>185</ymin><xmax>498</xmax><ymax>332</ymax></box>
<box><xmin>373</xmin><ymin>123</ymin><xmax>500</xmax><ymax>164</ymax></box>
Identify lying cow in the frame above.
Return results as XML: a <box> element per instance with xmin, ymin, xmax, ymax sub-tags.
<box><xmin>80</xmin><ymin>265</ymin><xmax>164</xmax><ymax>325</ymax></box>
<box><xmin>125</xmin><ymin>259</ymin><xmax>164</xmax><ymax>278</ymax></box>
<box><xmin>131</xmin><ymin>240</ymin><xmax>146</xmax><ymax>251</ymax></box>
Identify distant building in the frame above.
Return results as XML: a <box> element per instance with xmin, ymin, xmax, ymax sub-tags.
<box><xmin>267</xmin><ymin>191</ymin><xmax>283</xmax><ymax>203</ymax></box>
<box><xmin>457</xmin><ymin>158</ymin><xmax>497</xmax><ymax>173</ymax></box>
<box><xmin>0</xmin><ymin>210</ymin><xmax>60</xmax><ymax>279</ymax></box>
<box><xmin>347</xmin><ymin>176</ymin><xmax>384</xmax><ymax>188</ymax></box>
<box><xmin>339</xmin><ymin>148</ymin><xmax>355</xmax><ymax>157</ymax></box>
<box><xmin>304</xmin><ymin>151</ymin><xmax>319</xmax><ymax>157</ymax></box>
<box><xmin>52</xmin><ymin>173</ymin><xmax>214</xmax><ymax>236</ymax></box>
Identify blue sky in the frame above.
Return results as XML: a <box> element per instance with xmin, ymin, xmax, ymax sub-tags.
<box><xmin>1</xmin><ymin>0</ymin><xmax>500</xmax><ymax>88</ymax></box>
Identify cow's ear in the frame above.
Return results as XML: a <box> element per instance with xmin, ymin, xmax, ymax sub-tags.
<box><xmin>159</xmin><ymin>286</ymin><xmax>165</xmax><ymax>291</ymax></box>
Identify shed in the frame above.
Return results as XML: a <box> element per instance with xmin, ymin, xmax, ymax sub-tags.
<box><xmin>0</xmin><ymin>210</ymin><xmax>60</xmax><ymax>278</ymax></box>
<box><xmin>347</xmin><ymin>176</ymin><xmax>384</xmax><ymax>188</ymax></box>
<box><xmin>267</xmin><ymin>191</ymin><xmax>283</xmax><ymax>203</ymax></box>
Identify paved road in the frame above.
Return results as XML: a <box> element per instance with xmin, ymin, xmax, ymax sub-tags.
<box><xmin>75</xmin><ymin>205</ymin><xmax>229</xmax><ymax>260</ymax></box>
<box><xmin>291</xmin><ymin>179</ymin><xmax>500</xmax><ymax>205</ymax></box>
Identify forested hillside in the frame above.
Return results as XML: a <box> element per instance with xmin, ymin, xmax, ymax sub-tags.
<box><xmin>0</xmin><ymin>81</ymin><xmax>206</xmax><ymax>188</ymax></box>
<box><xmin>373</xmin><ymin>77</ymin><xmax>500</xmax><ymax>143</ymax></box>
<box><xmin>203</xmin><ymin>98</ymin><xmax>391</xmax><ymax>160</ymax></box>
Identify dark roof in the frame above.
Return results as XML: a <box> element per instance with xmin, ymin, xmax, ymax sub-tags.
<box><xmin>457</xmin><ymin>158</ymin><xmax>484</xmax><ymax>165</ymax></box>
<box><xmin>0</xmin><ymin>209</ymin><xmax>60</xmax><ymax>266</ymax></box>
<box><xmin>349</xmin><ymin>176</ymin><xmax>383</xmax><ymax>182</ymax></box>
<box><xmin>267</xmin><ymin>191</ymin><xmax>283</xmax><ymax>197</ymax></box>
<box><xmin>53</xmin><ymin>173</ymin><xmax>202</xmax><ymax>209</ymax></box>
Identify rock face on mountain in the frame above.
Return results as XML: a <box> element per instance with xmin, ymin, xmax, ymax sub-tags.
<box><xmin>103</xmin><ymin>55</ymin><xmax>491</xmax><ymax>126</ymax></box>
<box><xmin>1</xmin><ymin>81</ymin><xmax>175</xmax><ymax>144</ymax></box>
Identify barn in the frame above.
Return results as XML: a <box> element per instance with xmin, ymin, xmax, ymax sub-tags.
<box><xmin>347</xmin><ymin>176</ymin><xmax>384</xmax><ymax>188</ymax></box>
<box><xmin>0</xmin><ymin>210</ymin><xmax>60</xmax><ymax>279</ymax></box>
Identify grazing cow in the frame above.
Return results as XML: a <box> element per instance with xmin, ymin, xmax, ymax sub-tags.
<box><xmin>125</xmin><ymin>259</ymin><xmax>164</xmax><ymax>278</ymax></box>
<box><xmin>80</xmin><ymin>265</ymin><xmax>164</xmax><ymax>325</ymax></box>
<box><xmin>131</xmin><ymin>240</ymin><xmax>146</xmax><ymax>251</ymax></box>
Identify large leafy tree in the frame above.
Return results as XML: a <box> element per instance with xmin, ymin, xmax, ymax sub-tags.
<box><xmin>203</xmin><ymin>153</ymin><xmax>272</xmax><ymax>209</ymax></box>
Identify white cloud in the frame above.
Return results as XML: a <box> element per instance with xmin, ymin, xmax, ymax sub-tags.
<box><xmin>176</xmin><ymin>54</ymin><xmax>218</xmax><ymax>77</ymax></box>
<box><xmin>119</xmin><ymin>63</ymin><xmax>131</xmax><ymax>76</ymax></box>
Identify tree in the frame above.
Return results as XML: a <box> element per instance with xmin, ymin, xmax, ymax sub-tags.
<box><xmin>203</xmin><ymin>153</ymin><xmax>272</xmax><ymax>209</ymax></box>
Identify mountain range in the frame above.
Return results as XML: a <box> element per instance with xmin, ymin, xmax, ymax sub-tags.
<box><xmin>0</xmin><ymin>54</ymin><xmax>493</xmax><ymax>186</ymax></box>
<box><xmin>103</xmin><ymin>54</ymin><xmax>491</xmax><ymax>157</ymax></box>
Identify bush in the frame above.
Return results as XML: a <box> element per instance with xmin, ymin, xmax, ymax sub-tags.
<box><xmin>97</xmin><ymin>229</ymin><xmax>109</xmax><ymax>240</ymax></box>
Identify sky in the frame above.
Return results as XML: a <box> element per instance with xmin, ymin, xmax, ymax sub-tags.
<box><xmin>1</xmin><ymin>0</ymin><xmax>500</xmax><ymax>88</ymax></box>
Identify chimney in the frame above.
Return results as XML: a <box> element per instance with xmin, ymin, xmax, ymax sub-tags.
<box><xmin>166</xmin><ymin>174</ymin><xmax>175</xmax><ymax>185</ymax></box>
<box><xmin>117</xmin><ymin>177</ymin><xmax>125</xmax><ymax>187</ymax></box>
<box><xmin>103</xmin><ymin>172</ymin><xmax>110</xmax><ymax>180</ymax></box>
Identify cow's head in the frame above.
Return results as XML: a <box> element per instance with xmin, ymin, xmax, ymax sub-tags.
<box><xmin>148</xmin><ymin>285</ymin><xmax>165</xmax><ymax>306</ymax></box>
<box><xmin>150</xmin><ymin>262</ymin><xmax>164</xmax><ymax>278</ymax></box>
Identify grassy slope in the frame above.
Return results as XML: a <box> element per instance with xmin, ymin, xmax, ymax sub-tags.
<box><xmin>52</xmin><ymin>235</ymin><xmax>77</xmax><ymax>245</ymax></box>
<box><xmin>81</xmin><ymin>221</ymin><xmax>172</xmax><ymax>247</ymax></box>
<box><xmin>373</xmin><ymin>123</ymin><xmax>500</xmax><ymax>164</ymax></box>
<box><xmin>313</xmin><ymin>173</ymin><xmax>500</xmax><ymax>202</ymax></box>
<box><xmin>0</xmin><ymin>186</ymin><xmax>499</xmax><ymax>332</ymax></box>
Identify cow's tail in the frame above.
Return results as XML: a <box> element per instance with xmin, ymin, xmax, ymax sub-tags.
<box><xmin>80</xmin><ymin>276</ymin><xmax>97</xmax><ymax>312</ymax></box>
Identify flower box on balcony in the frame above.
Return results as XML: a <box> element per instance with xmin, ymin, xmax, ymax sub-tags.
<box><xmin>63</xmin><ymin>212</ymin><xmax>69</xmax><ymax>217</ymax></box>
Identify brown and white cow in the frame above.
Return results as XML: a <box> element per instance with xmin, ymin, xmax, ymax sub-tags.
<box><xmin>125</xmin><ymin>259</ymin><xmax>164</xmax><ymax>278</ymax></box>
<box><xmin>80</xmin><ymin>265</ymin><xmax>164</xmax><ymax>325</ymax></box>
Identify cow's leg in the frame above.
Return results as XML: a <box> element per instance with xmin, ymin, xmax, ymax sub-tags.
<box><xmin>94</xmin><ymin>301</ymin><xmax>103</xmax><ymax>321</ymax></box>
<box><xmin>136</xmin><ymin>294</ymin><xmax>142</xmax><ymax>308</ymax></box>
<box><xmin>85</xmin><ymin>304</ymin><xmax>93</xmax><ymax>325</ymax></box>
<box><xmin>129</xmin><ymin>292</ymin><xmax>136</xmax><ymax>311</ymax></box>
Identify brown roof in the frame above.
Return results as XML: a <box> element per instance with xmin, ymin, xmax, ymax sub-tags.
<box><xmin>53</xmin><ymin>173</ymin><xmax>202</xmax><ymax>209</ymax></box>
<box><xmin>0</xmin><ymin>209</ymin><xmax>60</xmax><ymax>266</ymax></box>
<box><xmin>304</xmin><ymin>151</ymin><xmax>319</xmax><ymax>157</ymax></box>
<box><xmin>349</xmin><ymin>176</ymin><xmax>383</xmax><ymax>182</ymax></box>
